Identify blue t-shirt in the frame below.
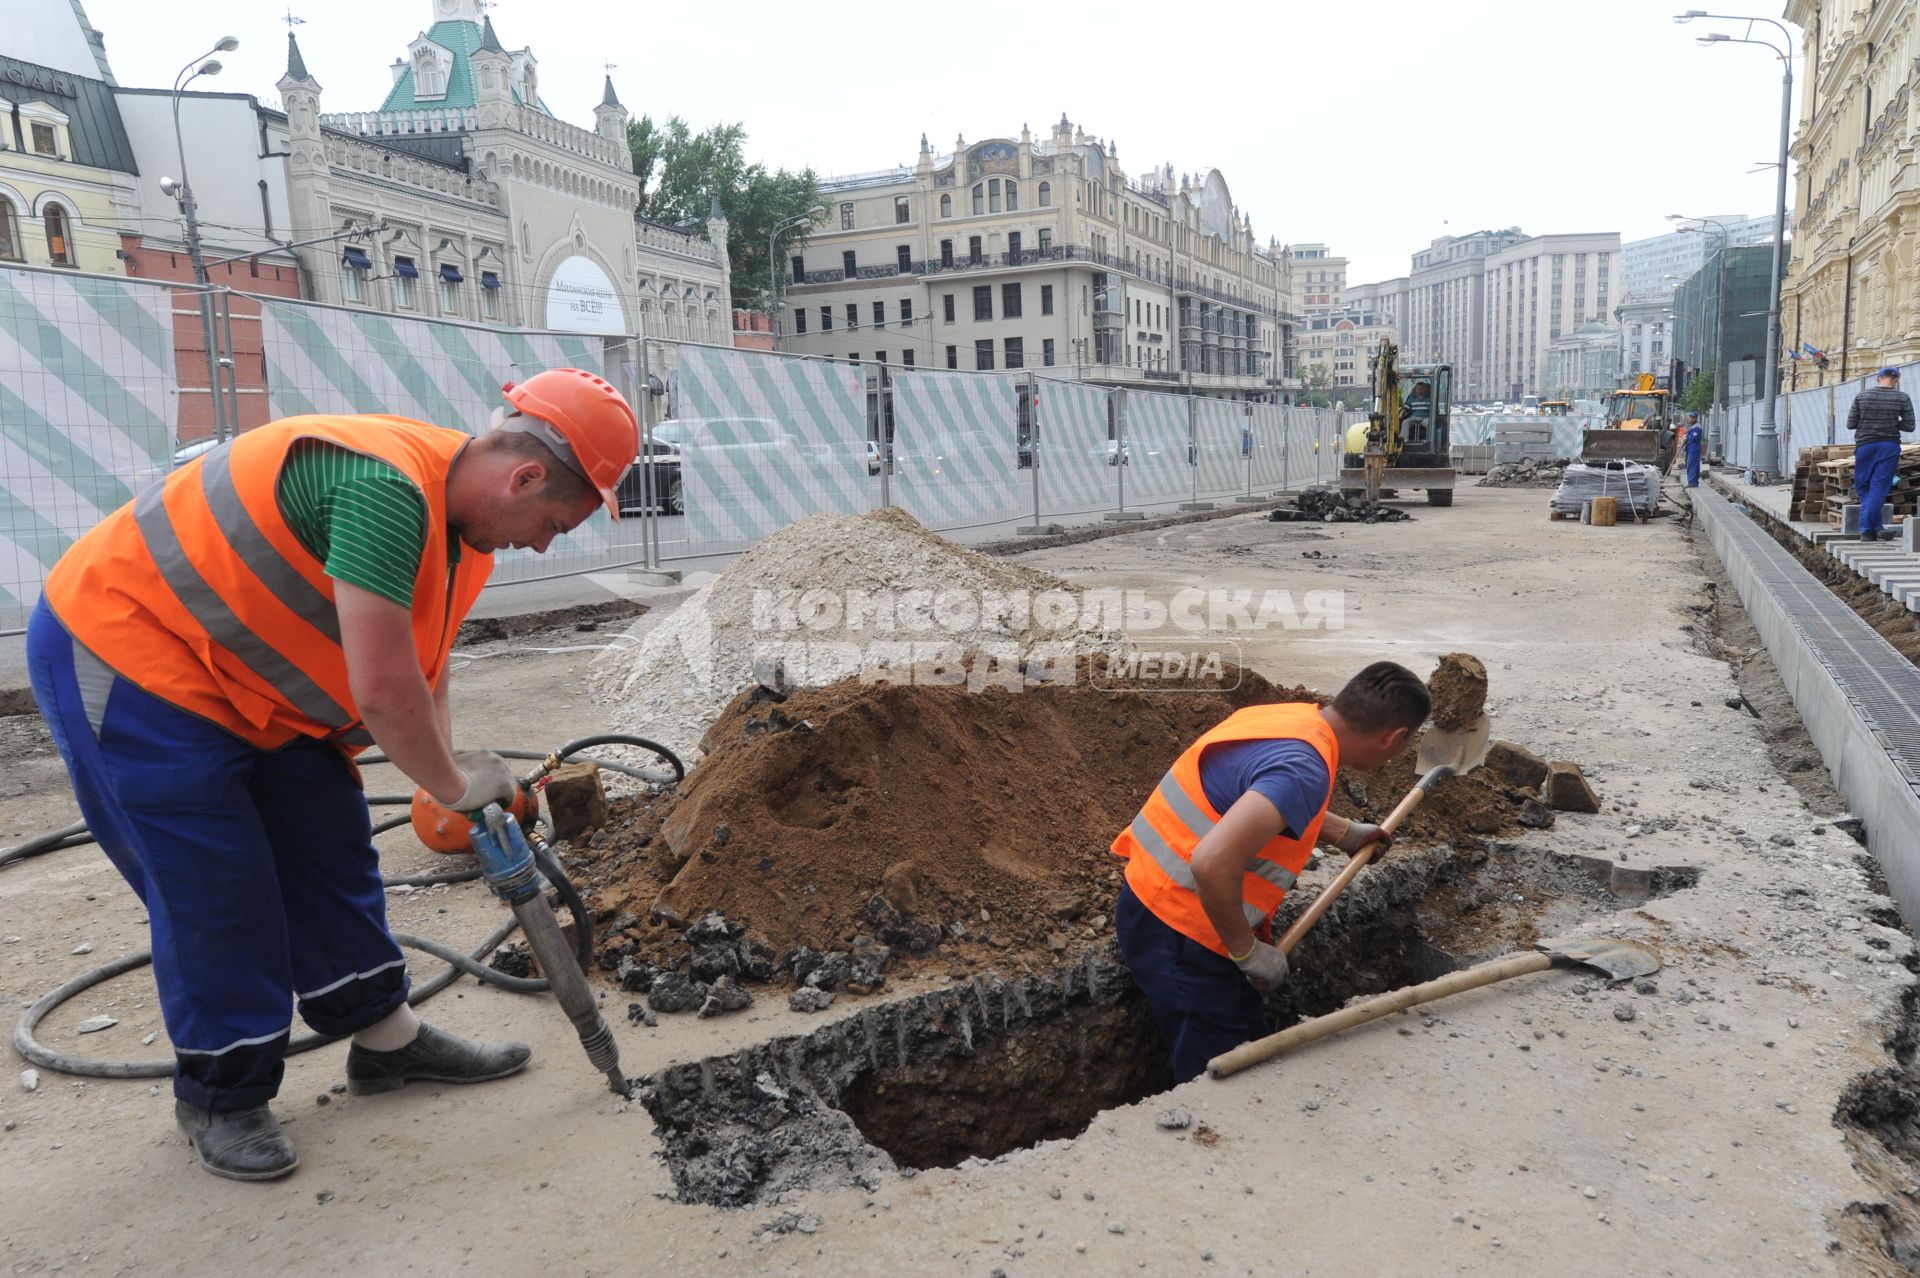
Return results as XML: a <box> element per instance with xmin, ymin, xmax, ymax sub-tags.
<box><xmin>1197</xmin><ymin>738</ymin><xmax>1331</xmax><ymax>840</ymax></box>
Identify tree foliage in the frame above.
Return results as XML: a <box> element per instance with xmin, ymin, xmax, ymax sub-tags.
<box><xmin>628</xmin><ymin>115</ymin><xmax>821</xmax><ymax>310</ymax></box>
<box><xmin>1298</xmin><ymin>362</ymin><xmax>1335</xmax><ymax>408</ymax></box>
<box><xmin>1679</xmin><ymin>368</ymin><xmax>1714</xmax><ymax>413</ymax></box>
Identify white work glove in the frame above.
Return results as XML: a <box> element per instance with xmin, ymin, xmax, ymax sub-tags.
<box><xmin>1233</xmin><ymin>940</ymin><xmax>1290</xmax><ymax>992</ymax></box>
<box><xmin>445</xmin><ymin>750</ymin><xmax>518</xmax><ymax>814</ymax></box>
<box><xmin>1335</xmin><ymin>820</ymin><xmax>1393</xmax><ymax>857</ymax></box>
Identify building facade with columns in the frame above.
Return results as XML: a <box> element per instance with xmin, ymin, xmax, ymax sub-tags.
<box><xmin>779</xmin><ymin>117</ymin><xmax>1294</xmax><ymax>399</ymax></box>
<box><xmin>1781</xmin><ymin>0</ymin><xmax>1917</xmax><ymax>384</ymax></box>
<box><xmin>1481</xmin><ymin>231</ymin><xmax>1619</xmax><ymax>402</ymax></box>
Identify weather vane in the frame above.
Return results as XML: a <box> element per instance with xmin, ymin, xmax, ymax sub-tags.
<box><xmin>284</xmin><ymin>6</ymin><xmax>305</xmax><ymax>28</ymax></box>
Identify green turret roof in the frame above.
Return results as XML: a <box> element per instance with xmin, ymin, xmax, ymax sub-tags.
<box><xmin>378</xmin><ymin>19</ymin><xmax>549</xmax><ymax>115</ymax></box>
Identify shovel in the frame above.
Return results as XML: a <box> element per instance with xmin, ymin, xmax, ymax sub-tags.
<box><xmin>1208</xmin><ymin>937</ymin><xmax>1661</xmax><ymax>1079</ymax></box>
<box><xmin>1272</xmin><ymin>714</ymin><xmax>1493</xmax><ymax>957</ymax></box>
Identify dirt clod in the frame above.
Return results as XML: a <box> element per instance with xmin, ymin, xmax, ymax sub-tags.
<box><xmin>1427</xmin><ymin>653</ymin><xmax>1489</xmax><ymax>732</ymax></box>
<box><xmin>1546</xmin><ymin>762</ymin><xmax>1602</xmax><ymax>813</ymax></box>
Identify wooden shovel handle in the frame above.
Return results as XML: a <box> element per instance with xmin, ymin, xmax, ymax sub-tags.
<box><xmin>1275</xmin><ymin>772</ymin><xmax>1441</xmax><ymax>955</ymax></box>
<box><xmin>1208</xmin><ymin>950</ymin><xmax>1554</xmax><ymax>1078</ymax></box>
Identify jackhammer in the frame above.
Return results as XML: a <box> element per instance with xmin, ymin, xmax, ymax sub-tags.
<box><xmin>465</xmin><ymin>801</ymin><xmax>632</xmax><ymax>1099</ymax></box>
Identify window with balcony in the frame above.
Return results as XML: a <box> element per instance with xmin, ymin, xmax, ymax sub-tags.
<box><xmin>842</xmin><ymin>250</ymin><xmax>857</xmax><ymax>277</ymax></box>
<box><xmin>840</xmin><ymin>203</ymin><xmax>855</xmax><ymax>229</ymax></box>
<box><xmin>896</xmin><ymin>244</ymin><xmax>912</xmax><ymax>274</ymax></box>
<box><xmin>1041</xmin><ymin>284</ymin><xmax>1053</xmax><ymax>316</ymax></box>
<box><xmin>940</xmin><ymin>193</ymin><xmax>952</xmax><ymax>218</ymax></box>
<box><xmin>976</xmin><ymin>339</ymin><xmax>995</xmax><ymax>371</ymax></box>
<box><xmin>1038</xmin><ymin>227</ymin><xmax>1052</xmax><ymax>254</ymax></box>
<box><xmin>943</xmin><ymin>293</ymin><xmax>955</xmax><ymax>322</ymax></box>
<box><xmin>1038</xmin><ymin>182</ymin><xmax>1051</xmax><ymax>207</ymax></box>
<box><xmin>968</xmin><ymin>236</ymin><xmax>982</xmax><ymax>265</ymax></box>
<box><xmin>895</xmin><ymin>195</ymin><xmax>910</xmax><ymax>224</ymax></box>
<box><xmin>1002</xmin><ymin>282</ymin><xmax>1022</xmax><ymax>318</ymax></box>
<box><xmin>1008</xmin><ymin>231</ymin><xmax>1022</xmax><ymax>262</ymax></box>
<box><xmin>940</xmin><ymin>239</ymin><xmax>954</xmax><ymax>268</ymax></box>
<box><xmin>792</xmin><ymin>255</ymin><xmax>805</xmax><ymax>283</ymax></box>
<box><xmin>973</xmin><ymin>285</ymin><xmax>992</xmax><ymax>321</ymax></box>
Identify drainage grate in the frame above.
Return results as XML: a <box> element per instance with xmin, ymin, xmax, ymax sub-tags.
<box><xmin>1705</xmin><ymin>487</ymin><xmax>1920</xmax><ymax>791</ymax></box>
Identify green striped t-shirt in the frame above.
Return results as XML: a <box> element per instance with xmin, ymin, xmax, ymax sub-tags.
<box><xmin>276</xmin><ymin>440</ymin><xmax>428</xmax><ymax>608</ymax></box>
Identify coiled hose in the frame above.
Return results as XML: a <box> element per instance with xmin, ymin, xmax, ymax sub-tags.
<box><xmin>8</xmin><ymin>734</ymin><xmax>683</xmax><ymax>1079</ymax></box>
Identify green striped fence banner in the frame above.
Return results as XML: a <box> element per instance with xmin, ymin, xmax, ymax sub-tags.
<box><xmin>256</xmin><ymin>298</ymin><xmax>622</xmax><ymax>581</ymax></box>
<box><xmin>1123</xmin><ymin>389</ymin><xmax>1190</xmax><ymax>503</ymax></box>
<box><xmin>890</xmin><ymin>368</ymin><xmax>1022</xmax><ymax>530</ymax></box>
<box><xmin>1192</xmin><ymin>398</ymin><xmax>1244</xmax><ymax>499</ymax></box>
<box><xmin>1249</xmin><ymin>404</ymin><xmax>1288</xmax><ymax>491</ymax></box>
<box><xmin>673</xmin><ymin>346</ymin><xmax>868</xmax><ymax>554</ymax></box>
<box><xmin>0</xmin><ymin>267</ymin><xmax>177</xmax><ymax>627</ymax></box>
<box><xmin>1031</xmin><ymin>375</ymin><xmax>1113</xmax><ymax>516</ymax></box>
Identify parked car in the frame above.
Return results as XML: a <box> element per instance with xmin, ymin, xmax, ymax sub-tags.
<box><xmin>616</xmin><ymin>420</ymin><xmax>685</xmax><ymax>516</ymax></box>
<box><xmin>866</xmin><ymin>439</ymin><xmax>882</xmax><ymax>475</ymax></box>
<box><xmin>172</xmin><ymin>437</ymin><xmax>220</xmax><ymax>468</ymax></box>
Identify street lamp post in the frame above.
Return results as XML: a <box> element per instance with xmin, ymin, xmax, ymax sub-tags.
<box><xmin>768</xmin><ymin>206</ymin><xmax>825</xmax><ymax>350</ymax></box>
<box><xmin>168</xmin><ymin>37</ymin><xmax>239</xmax><ymax>441</ymax></box>
<box><xmin>1669</xmin><ymin>214</ymin><xmax>1731</xmax><ymax>459</ymax></box>
<box><xmin>1676</xmin><ymin>10</ymin><xmax>1794</xmax><ymax>480</ymax></box>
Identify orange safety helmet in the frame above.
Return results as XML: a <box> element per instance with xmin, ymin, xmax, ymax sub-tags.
<box><xmin>499</xmin><ymin>368</ymin><xmax>639</xmax><ymax>519</ymax></box>
<box><xmin>410</xmin><ymin>784</ymin><xmax>535</xmax><ymax>854</ymax></box>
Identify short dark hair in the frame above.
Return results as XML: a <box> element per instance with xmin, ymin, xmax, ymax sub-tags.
<box><xmin>491</xmin><ymin>426</ymin><xmax>595</xmax><ymax>506</ymax></box>
<box><xmin>1332</xmin><ymin>661</ymin><xmax>1431</xmax><ymax>734</ymax></box>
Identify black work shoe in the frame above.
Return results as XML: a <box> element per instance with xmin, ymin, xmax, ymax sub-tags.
<box><xmin>345</xmin><ymin>1022</ymin><xmax>531</xmax><ymax>1096</ymax></box>
<box><xmin>175</xmin><ymin>1100</ymin><xmax>298</xmax><ymax>1181</ymax></box>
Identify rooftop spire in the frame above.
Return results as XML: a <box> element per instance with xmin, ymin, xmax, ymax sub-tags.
<box><xmin>601</xmin><ymin>74</ymin><xmax>620</xmax><ymax>107</ymax></box>
<box><xmin>479</xmin><ymin>14</ymin><xmax>506</xmax><ymax>54</ymax></box>
<box><xmin>285</xmin><ymin>30</ymin><xmax>310</xmax><ymax>81</ymax></box>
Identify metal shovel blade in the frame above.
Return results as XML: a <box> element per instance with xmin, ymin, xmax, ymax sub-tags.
<box><xmin>1538</xmin><ymin>937</ymin><xmax>1662</xmax><ymax>982</ymax></box>
<box><xmin>1416</xmin><ymin>713</ymin><xmax>1491</xmax><ymax>776</ymax></box>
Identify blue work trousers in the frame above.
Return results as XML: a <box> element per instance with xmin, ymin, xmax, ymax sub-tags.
<box><xmin>1857</xmin><ymin>439</ymin><xmax>1901</xmax><ymax>538</ymax></box>
<box><xmin>1115</xmin><ymin>883</ymin><xmax>1268</xmax><ymax>1084</ymax></box>
<box><xmin>1685</xmin><ymin>441</ymin><xmax>1702</xmax><ymax>487</ymax></box>
<box><xmin>26</xmin><ymin>599</ymin><xmax>408</xmax><ymax>1112</ymax></box>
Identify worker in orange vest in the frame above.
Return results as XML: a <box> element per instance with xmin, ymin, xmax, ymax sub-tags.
<box><xmin>1112</xmin><ymin>663</ymin><xmax>1430</xmax><ymax>1082</ymax></box>
<box><xmin>26</xmin><ymin>370</ymin><xmax>637</xmax><ymax>1181</ymax></box>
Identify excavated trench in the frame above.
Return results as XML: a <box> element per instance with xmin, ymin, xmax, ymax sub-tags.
<box><xmin>641</xmin><ymin>841</ymin><xmax>1699</xmax><ymax>1207</ymax></box>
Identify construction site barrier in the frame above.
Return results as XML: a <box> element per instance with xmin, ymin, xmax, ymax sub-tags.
<box><xmin>889</xmin><ymin>368</ymin><xmax>1024</xmax><ymax>531</ymax></box>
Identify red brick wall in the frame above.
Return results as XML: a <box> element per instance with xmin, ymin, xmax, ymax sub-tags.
<box><xmin>119</xmin><ymin>235</ymin><xmax>305</xmax><ymax>442</ymax></box>
<box><xmin>732</xmin><ymin>308</ymin><xmax>774</xmax><ymax>351</ymax></box>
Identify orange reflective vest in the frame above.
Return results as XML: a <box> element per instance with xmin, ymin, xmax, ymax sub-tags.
<box><xmin>43</xmin><ymin>415</ymin><xmax>492</xmax><ymax>751</ymax></box>
<box><xmin>1111</xmin><ymin>702</ymin><xmax>1339</xmax><ymax>956</ymax></box>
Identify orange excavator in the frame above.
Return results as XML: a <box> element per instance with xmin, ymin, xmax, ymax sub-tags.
<box><xmin>1582</xmin><ymin>374</ymin><xmax>1676</xmax><ymax>471</ymax></box>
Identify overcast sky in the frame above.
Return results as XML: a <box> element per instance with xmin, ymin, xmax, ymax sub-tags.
<box><xmin>87</xmin><ymin>0</ymin><xmax>1800</xmax><ymax>284</ymax></box>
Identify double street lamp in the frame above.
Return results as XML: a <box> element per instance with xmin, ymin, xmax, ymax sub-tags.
<box><xmin>768</xmin><ymin>206</ymin><xmax>825</xmax><ymax>350</ymax></box>
<box><xmin>164</xmin><ymin>36</ymin><xmax>240</xmax><ymax>441</ymax></box>
<box><xmin>1675</xmin><ymin>9</ymin><xmax>1793</xmax><ymax>481</ymax></box>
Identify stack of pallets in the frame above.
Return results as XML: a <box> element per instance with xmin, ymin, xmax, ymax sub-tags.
<box><xmin>1807</xmin><ymin>444</ymin><xmax>1920</xmax><ymax>528</ymax></box>
<box><xmin>1788</xmin><ymin>446</ymin><xmax>1852</xmax><ymax>522</ymax></box>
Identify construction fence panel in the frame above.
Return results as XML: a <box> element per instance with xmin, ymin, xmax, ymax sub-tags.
<box><xmin>1248</xmin><ymin>403</ymin><xmax>1288</xmax><ymax>491</ymax></box>
<box><xmin>1284</xmin><ymin>408</ymin><xmax>1322</xmax><ymax>488</ymax></box>
<box><xmin>255</xmin><ymin>296</ymin><xmax>629</xmax><ymax>584</ymax></box>
<box><xmin>0</xmin><ymin>266</ymin><xmax>180</xmax><ymax>630</ymax></box>
<box><xmin>1123</xmin><ymin>390</ymin><xmax>1192</xmax><ymax>505</ymax></box>
<box><xmin>889</xmin><ymin>368</ymin><xmax>1022</xmax><ymax>531</ymax></box>
<box><xmin>668</xmin><ymin>345</ymin><xmax>868</xmax><ymax>559</ymax></box>
<box><xmin>1031</xmin><ymin>375</ymin><xmax>1115</xmax><ymax>518</ymax></box>
<box><xmin>1452</xmin><ymin>417</ymin><xmax>1494</xmax><ymax>446</ymax></box>
<box><xmin>1192</xmin><ymin>398</ymin><xmax>1245</xmax><ymax>500</ymax></box>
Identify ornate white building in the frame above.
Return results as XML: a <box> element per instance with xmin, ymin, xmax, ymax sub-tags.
<box><xmin>280</xmin><ymin>0</ymin><xmax>732</xmax><ymax>343</ymax></box>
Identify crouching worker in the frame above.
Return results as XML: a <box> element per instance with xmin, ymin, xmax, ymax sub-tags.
<box><xmin>1111</xmin><ymin>662</ymin><xmax>1431</xmax><ymax>1082</ymax></box>
<box><xmin>26</xmin><ymin>369</ymin><xmax>637</xmax><ymax>1180</ymax></box>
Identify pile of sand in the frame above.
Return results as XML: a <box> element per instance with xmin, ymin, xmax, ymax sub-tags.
<box><xmin>592</xmin><ymin>508</ymin><xmax>1125</xmax><ymax>765</ymax></box>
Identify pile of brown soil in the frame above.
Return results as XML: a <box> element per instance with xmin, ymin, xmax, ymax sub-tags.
<box><xmin>574</xmin><ymin>655</ymin><xmax>1558</xmax><ymax>984</ymax></box>
<box><xmin>1426</xmin><ymin>652</ymin><xmax>1488</xmax><ymax>731</ymax></box>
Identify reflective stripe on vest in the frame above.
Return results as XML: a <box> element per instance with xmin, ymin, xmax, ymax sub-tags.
<box><xmin>132</xmin><ymin>482</ymin><xmax>360</xmax><ymax>733</ymax></box>
<box><xmin>1112</xmin><ymin>702</ymin><xmax>1337</xmax><ymax>956</ymax></box>
<box><xmin>199</xmin><ymin>448</ymin><xmax>342</xmax><ymax>645</ymax></box>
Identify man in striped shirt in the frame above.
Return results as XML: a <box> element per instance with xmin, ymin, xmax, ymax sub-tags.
<box><xmin>1847</xmin><ymin>367</ymin><xmax>1916</xmax><ymax>541</ymax></box>
<box><xmin>27</xmin><ymin>370</ymin><xmax>637</xmax><ymax>1181</ymax></box>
